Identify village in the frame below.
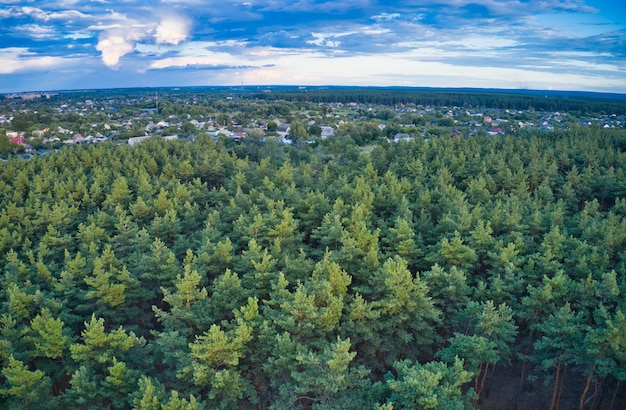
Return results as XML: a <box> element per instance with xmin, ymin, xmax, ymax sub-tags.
<box><xmin>1</xmin><ymin>88</ymin><xmax>624</xmax><ymax>158</ymax></box>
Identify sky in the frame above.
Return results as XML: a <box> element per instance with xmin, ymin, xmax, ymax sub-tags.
<box><xmin>0</xmin><ymin>0</ymin><xmax>625</xmax><ymax>94</ymax></box>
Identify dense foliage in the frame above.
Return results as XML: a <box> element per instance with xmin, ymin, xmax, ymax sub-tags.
<box><xmin>251</xmin><ymin>88</ymin><xmax>626</xmax><ymax>116</ymax></box>
<box><xmin>0</xmin><ymin>126</ymin><xmax>625</xmax><ymax>409</ymax></box>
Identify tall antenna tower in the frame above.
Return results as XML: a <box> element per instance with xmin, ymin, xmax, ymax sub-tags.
<box><xmin>155</xmin><ymin>91</ymin><xmax>159</xmax><ymax>114</ymax></box>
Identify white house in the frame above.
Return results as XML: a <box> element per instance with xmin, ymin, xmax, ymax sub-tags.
<box><xmin>128</xmin><ymin>136</ymin><xmax>151</xmax><ymax>146</ymax></box>
<box><xmin>320</xmin><ymin>126</ymin><xmax>335</xmax><ymax>139</ymax></box>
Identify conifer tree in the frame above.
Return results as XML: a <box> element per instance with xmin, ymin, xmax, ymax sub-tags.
<box><xmin>0</xmin><ymin>355</ymin><xmax>52</xmax><ymax>409</ymax></box>
<box><xmin>385</xmin><ymin>357</ymin><xmax>474</xmax><ymax>409</ymax></box>
<box><xmin>369</xmin><ymin>256</ymin><xmax>441</xmax><ymax>365</ymax></box>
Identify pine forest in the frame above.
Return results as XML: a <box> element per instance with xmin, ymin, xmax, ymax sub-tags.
<box><xmin>1</xmin><ymin>89</ymin><xmax>626</xmax><ymax>409</ymax></box>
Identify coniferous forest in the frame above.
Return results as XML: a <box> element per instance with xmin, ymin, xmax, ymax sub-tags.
<box><xmin>1</xmin><ymin>92</ymin><xmax>626</xmax><ymax>409</ymax></box>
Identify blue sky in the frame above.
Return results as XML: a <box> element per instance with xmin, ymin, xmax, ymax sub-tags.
<box><xmin>1</xmin><ymin>0</ymin><xmax>625</xmax><ymax>93</ymax></box>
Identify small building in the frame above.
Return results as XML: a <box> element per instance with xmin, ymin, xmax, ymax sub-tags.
<box><xmin>393</xmin><ymin>133</ymin><xmax>412</xmax><ymax>142</ymax></box>
<box><xmin>320</xmin><ymin>126</ymin><xmax>335</xmax><ymax>139</ymax></box>
<box><xmin>128</xmin><ymin>136</ymin><xmax>151</xmax><ymax>146</ymax></box>
<box><xmin>9</xmin><ymin>136</ymin><xmax>25</xmax><ymax>145</ymax></box>
<box><xmin>276</xmin><ymin>123</ymin><xmax>290</xmax><ymax>137</ymax></box>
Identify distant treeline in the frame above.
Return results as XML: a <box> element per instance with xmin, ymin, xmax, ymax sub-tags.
<box><xmin>4</xmin><ymin>87</ymin><xmax>626</xmax><ymax>116</ymax></box>
<box><xmin>251</xmin><ymin>88</ymin><xmax>626</xmax><ymax>115</ymax></box>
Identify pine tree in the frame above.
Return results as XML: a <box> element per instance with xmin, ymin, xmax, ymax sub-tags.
<box><xmin>133</xmin><ymin>376</ymin><xmax>204</xmax><ymax>410</ymax></box>
<box><xmin>438</xmin><ymin>300</ymin><xmax>517</xmax><ymax>405</ymax></box>
<box><xmin>0</xmin><ymin>355</ymin><xmax>52</xmax><ymax>409</ymax></box>
<box><xmin>385</xmin><ymin>357</ymin><xmax>474</xmax><ymax>409</ymax></box>
<box><xmin>153</xmin><ymin>263</ymin><xmax>209</xmax><ymax>336</ymax></box>
<box><xmin>28</xmin><ymin>308</ymin><xmax>70</xmax><ymax>360</ymax></box>
<box><xmin>185</xmin><ymin>300</ymin><xmax>258</xmax><ymax>409</ymax></box>
<box><xmin>64</xmin><ymin>315</ymin><xmax>146</xmax><ymax>408</ymax></box>
<box><xmin>530</xmin><ymin>303</ymin><xmax>584</xmax><ymax>410</ymax></box>
<box><xmin>277</xmin><ymin>336</ymin><xmax>370</xmax><ymax>409</ymax></box>
<box><xmin>369</xmin><ymin>256</ymin><xmax>441</xmax><ymax>365</ymax></box>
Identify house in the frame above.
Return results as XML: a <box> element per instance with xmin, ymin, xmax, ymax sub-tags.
<box><xmin>228</xmin><ymin>129</ymin><xmax>246</xmax><ymax>141</ymax></box>
<box><xmin>128</xmin><ymin>136</ymin><xmax>151</xmax><ymax>146</ymax></box>
<box><xmin>276</xmin><ymin>123</ymin><xmax>290</xmax><ymax>138</ymax></box>
<box><xmin>320</xmin><ymin>126</ymin><xmax>335</xmax><ymax>139</ymax></box>
<box><xmin>487</xmin><ymin>127</ymin><xmax>504</xmax><ymax>136</ymax></box>
<box><xmin>9</xmin><ymin>137</ymin><xmax>25</xmax><ymax>145</ymax></box>
<box><xmin>393</xmin><ymin>133</ymin><xmax>412</xmax><ymax>142</ymax></box>
<box><xmin>44</xmin><ymin>136</ymin><xmax>61</xmax><ymax>144</ymax></box>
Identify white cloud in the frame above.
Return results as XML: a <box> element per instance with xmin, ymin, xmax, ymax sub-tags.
<box><xmin>89</xmin><ymin>12</ymin><xmax>152</xmax><ymax>67</ymax></box>
<box><xmin>47</xmin><ymin>9</ymin><xmax>87</xmax><ymax>21</ymax></box>
<box><xmin>96</xmin><ymin>33</ymin><xmax>136</xmax><ymax>67</ymax></box>
<box><xmin>0</xmin><ymin>0</ymin><xmax>624</xmax><ymax>92</ymax></box>
<box><xmin>89</xmin><ymin>11</ymin><xmax>192</xmax><ymax>67</ymax></box>
<box><xmin>372</xmin><ymin>12</ymin><xmax>401</xmax><ymax>22</ymax></box>
<box><xmin>155</xmin><ymin>15</ymin><xmax>190</xmax><ymax>45</ymax></box>
<box><xmin>146</xmin><ymin>41</ymin><xmax>238</xmax><ymax>69</ymax></box>
<box><xmin>361</xmin><ymin>25</ymin><xmax>392</xmax><ymax>35</ymax></box>
<box><xmin>65</xmin><ymin>31</ymin><xmax>93</xmax><ymax>40</ymax></box>
<box><xmin>0</xmin><ymin>47</ymin><xmax>72</xmax><ymax>74</ymax></box>
<box><xmin>465</xmin><ymin>35</ymin><xmax>517</xmax><ymax>49</ymax></box>
<box><xmin>246</xmin><ymin>45</ymin><xmax>313</xmax><ymax>58</ymax></box>
<box><xmin>307</xmin><ymin>31</ymin><xmax>356</xmax><ymax>47</ymax></box>
<box><xmin>15</xmin><ymin>24</ymin><xmax>57</xmax><ymax>39</ymax></box>
<box><xmin>149</xmin><ymin>56</ymin><xmax>233</xmax><ymax>69</ymax></box>
<box><xmin>9</xmin><ymin>6</ymin><xmax>87</xmax><ymax>21</ymax></box>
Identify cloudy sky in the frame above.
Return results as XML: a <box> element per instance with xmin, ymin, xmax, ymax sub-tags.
<box><xmin>1</xmin><ymin>0</ymin><xmax>625</xmax><ymax>93</ymax></box>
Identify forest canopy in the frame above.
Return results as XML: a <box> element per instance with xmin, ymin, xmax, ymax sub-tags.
<box><xmin>0</xmin><ymin>111</ymin><xmax>625</xmax><ymax>409</ymax></box>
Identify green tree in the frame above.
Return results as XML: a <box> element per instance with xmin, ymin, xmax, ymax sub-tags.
<box><xmin>65</xmin><ymin>315</ymin><xmax>146</xmax><ymax>409</ymax></box>
<box><xmin>28</xmin><ymin>308</ymin><xmax>70</xmax><ymax>360</ymax></box>
<box><xmin>103</xmin><ymin>176</ymin><xmax>133</xmax><ymax>211</ymax></box>
<box><xmin>383</xmin><ymin>216</ymin><xmax>422</xmax><ymax>270</ymax></box>
<box><xmin>84</xmin><ymin>245</ymin><xmax>141</xmax><ymax>325</ymax></box>
<box><xmin>439</xmin><ymin>300</ymin><xmax>517</xmax><ymax>405</ymax></box>
<box><xmin>422</xmin><ymin>264</ymin><xmax>470</xmax><ymax>335</ymax></box>
<box><xmin>531</xmin><ymin>303</ymin><xmax>583</xmax><ymax>410</ymax></box>
<box><xmin>369</xmin><ymin>256</ymin><xmax>441</xmax><ymax>365</ymax></box>
<box><xmin>429</xmin><ymin>230</ymin><xmax>478</xmax><ymax>272</ymax></box>
<box><xmin>0</xmin><ymin>355</ymin><xmax>52</xmax><ymax>409</ymax></box>
<box><xmin>153</xmin><ymin>262</ymin><xmax>209</xmax><ymax>336</ymax></box>
<box><xmin>133</xmin><ymin>376</ymin><xmax>203</xmax><ymax>410</ymax></box>
<box><xmin>266</xmin><ymin>120</ymin><xmax>278</xmax><ymax>133</ymax></box>
<box><xmin>277</xmin><ymin>336</ymin><xmax>370</xmax><ymax>409</ymax></box>
<box><xmin>185</xmin><ymin>299</ymin><xmax>258</xmax><ymax>409</ymax></box>
<box><xmin>288</xmin><ymin>121</ymin><xmax>308</xmax><ymax>142</ymax></box>
<box><xmin>385</xmin><ymin>357</ymin><xmax>474</xmax><ymax>409</ymax></box>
